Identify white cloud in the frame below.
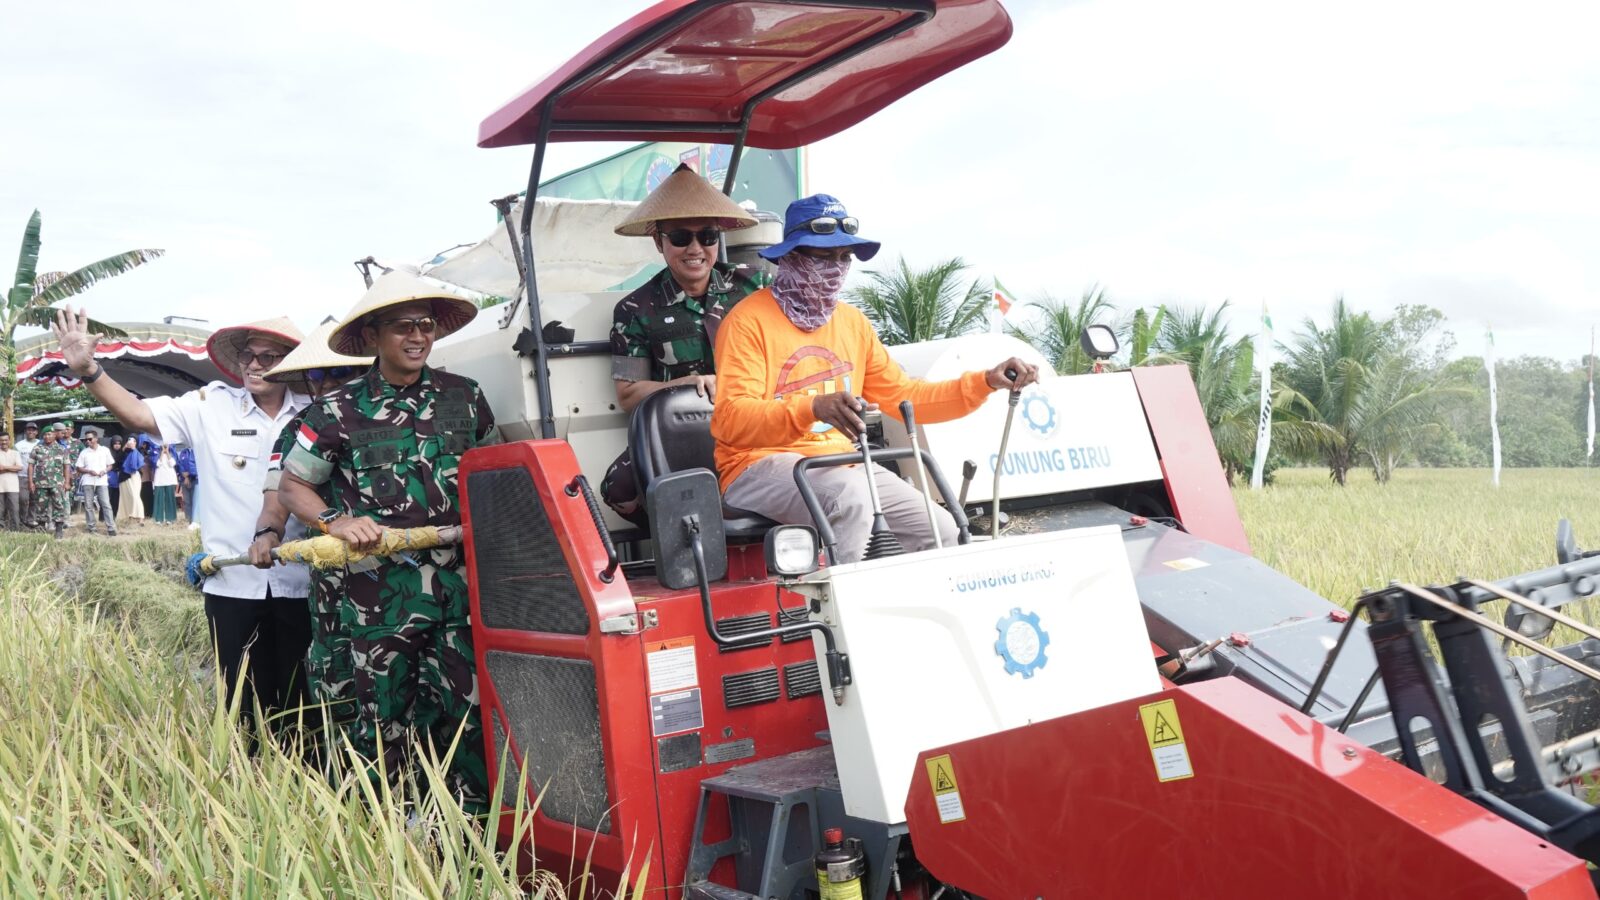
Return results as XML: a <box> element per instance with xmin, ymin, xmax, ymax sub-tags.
<box><xmin>4</xmin><ymin>0</ymin><xmax>1597</xmax><ymax>365</ymax></box>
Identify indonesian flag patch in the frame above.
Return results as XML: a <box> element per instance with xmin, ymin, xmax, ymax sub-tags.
<box><xmin>295</xmin><ymin>423</ymin><xmax>318</xmax><ymax>450</ymax></box>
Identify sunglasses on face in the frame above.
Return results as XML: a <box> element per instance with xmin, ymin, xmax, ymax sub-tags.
<box><xmin>373</xmin><ymin>316</ymin><xmax>438</xmax><ymax>336</ymax></box>
<box><xmin>789</xmin><ymin>215</ymin><xmax>859</xmax><ymax>237</ymax></box>
<box><xmin>239</xmin><ymin>350</ymin><xmax>288</xmax><ymax>368</ymax></box>
<box><xmin>304</xmin><ymin>366</ymin><xmax>358</xmax><ymax>382</ymax></box>
<box><xmin>662</xmin><ymin>227</ymin><xmax>722</xmax><ymax>248</ymax></box>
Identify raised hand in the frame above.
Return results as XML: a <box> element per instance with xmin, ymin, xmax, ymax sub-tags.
<box><xmin>51</xmin><ymin>306</ymin><xmax>103</xmax><ymax>376</ymax></box>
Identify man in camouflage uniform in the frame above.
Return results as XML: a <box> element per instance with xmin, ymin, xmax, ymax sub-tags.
<box><xmin>599</xmin><ymin>164</ymin><xmax>763</xmax><ymax>525</ymax></box>
<box><xmin>30</xmin><ymin>426</ymin><xmax>73</xmax><ymax>539</ymax></box>
<box><xmin>280</xmin><ymin>274</ymin><xmax>492</xmax><ymax>810</ymax></box>
<box><xmin>250</xmin><ymin>322</ymin><xmax>369</xmax><ymax>748</ymax></box>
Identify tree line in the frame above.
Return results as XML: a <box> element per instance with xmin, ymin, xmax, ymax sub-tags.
<box><xmin>847</xmin><ymin>256</ymin><xmax>1596</xmax><ymax>485</ymax></box>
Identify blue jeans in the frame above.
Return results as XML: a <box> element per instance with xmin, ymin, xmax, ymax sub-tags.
<box><xmin>82</xmin><ymin>483</ymin><xmax>116</xmax><ymax>533</ymax></box>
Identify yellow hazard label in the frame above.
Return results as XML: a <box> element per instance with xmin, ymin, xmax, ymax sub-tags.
<box><xmin>924</xmin><ymin>754</ymin><xmax>966</xmax><ymax>823</ymax></box>
<box><xmin>1138</xmin><ymin>699</ymin><xmax>1195</xmax><ymax>782</ymax></box>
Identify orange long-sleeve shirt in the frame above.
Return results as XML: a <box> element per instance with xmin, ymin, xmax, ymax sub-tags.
<box><xmin>711</xmin><ymin>288</ymin><xmax>992</xmax><ymax>492</ymax></box>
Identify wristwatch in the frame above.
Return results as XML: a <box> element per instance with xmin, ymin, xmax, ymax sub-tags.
<box><xmin>253</xmin><ymin>526</ymin><xmax>282</xmax><ymax>541</ymax></box>
<box><xmin>316</xmin><ymin>507</ymin><xmax>342</xmax><ymax>534</ymax></box>
<box><xmin>81</xmin><ymin>364</ymin><xmax>104</xmax><ymax>384</ymax></box>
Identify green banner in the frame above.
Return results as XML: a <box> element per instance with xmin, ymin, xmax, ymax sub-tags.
<box><xmin>539</xmin><ymin>142</ymin><xmax>804</xmax><ymax>214</ymax></box>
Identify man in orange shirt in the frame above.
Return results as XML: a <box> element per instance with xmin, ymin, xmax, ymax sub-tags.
<box><xmin>711</xmin><ymin>194</ymin><xmax>1038</xmax><ymax>564</ymax></box>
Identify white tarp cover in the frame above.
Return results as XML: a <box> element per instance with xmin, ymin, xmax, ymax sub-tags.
<box><xmin>425</xmin><ymin>197</ymin><xmax>658</xmax><ymax>300</ymax></box>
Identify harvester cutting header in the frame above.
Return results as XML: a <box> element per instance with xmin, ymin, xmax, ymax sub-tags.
<box><xmin>422</xmin><ymin>2</ymin><xmax>1600</xmax><ymax>896</ymax></box>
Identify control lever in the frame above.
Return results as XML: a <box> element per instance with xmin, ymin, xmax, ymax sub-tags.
<box><xmin>899</xmin><ymin>400</ymin><xmax>942</xmax><ymax>549</ymax></box>
<box><xmin>990</xmin><ymin>367</ymin><xmax>1023</xmax><ymax>540</ymax></box>
<box><xmin>857</xmin><ymin>427</ymin><xmax>905</xmax><ymax>560</ymax></box>
<box><xmin>958</xmin><ymin>459</ymin><xmax>977</xmax><ymax>509</ymax></box>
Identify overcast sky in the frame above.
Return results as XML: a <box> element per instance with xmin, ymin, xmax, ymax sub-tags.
<box><xmin>4</xmin><ymin>0</ymin><xmax>1598</xmax><ymax>363</ymax></box>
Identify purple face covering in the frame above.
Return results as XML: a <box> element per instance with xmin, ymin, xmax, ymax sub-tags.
<box><xmin>771</xmin><ymin>253</ymin><xmax>851</xmax><ymax>331</ymax></box>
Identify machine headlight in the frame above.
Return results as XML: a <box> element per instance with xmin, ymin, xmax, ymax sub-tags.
<box><xmin>765</xmin><ymin>526</ymin><xmax>820</xmax><ymax>577</ymax></box>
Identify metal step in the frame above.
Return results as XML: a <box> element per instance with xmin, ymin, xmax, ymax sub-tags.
<box><xmin>685</xmin><ymin>881</ymin><xmax>762</xmax><ymax>900</ymax></box>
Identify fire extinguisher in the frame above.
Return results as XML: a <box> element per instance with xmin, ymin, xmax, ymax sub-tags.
<box><xmin>815</xmin><ymin>827</ymin><xmax>866</xmax><ymax>899</ymax></box>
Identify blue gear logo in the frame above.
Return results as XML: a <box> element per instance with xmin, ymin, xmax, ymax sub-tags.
<box><xmin>1021</xmin><ymin>393</ymin><xmax>1057</xmax><ymax>438</ymax></box>
<box><xmin>995</xmin><ymin>608</ymin><xmax>1050</xmax><ymax>678</ymax></box>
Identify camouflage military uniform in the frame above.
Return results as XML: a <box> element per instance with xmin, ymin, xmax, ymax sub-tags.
<box><xmin>283</xmin><ymin>364</ymin><xmax>496</xmax><ymax>810</ymax></box>
<box><xmin>29</xmin><ymin>440</ymin><xmax>72</xmax><ymax>531</ymax></box>
<box><xmin>268</xmin><ymin>416</ymin><xmax>352</xmax><ymax>721</ymax></box>
<box><xmin>600</xmin><ymin>263</ymin><xmax>762</xmax><ymax>525</ymax></box>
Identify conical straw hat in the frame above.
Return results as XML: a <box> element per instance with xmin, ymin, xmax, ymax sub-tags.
<box><xmin>328</xmin><ymin>272</ymin><xmax>479</xmax><ymax>356</ymax></box>
<box><xmin>263</xmin><ymin>321</ymin><xmax>372</xmax><ymax>393</ymax></box>
<box><xmin>613</xmin><ymin>164</ymin><xmax>759</xmax><ymax>237</ymax></box>
<box><xmin>206</xmin><ymin>316</ymin><xmax>305</xmax><ymax>384</ymax></box>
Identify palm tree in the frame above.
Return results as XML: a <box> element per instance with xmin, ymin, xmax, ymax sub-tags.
<box><xmin>1148</xmin><ymin>302</ymin><xmax>1332</xmax><ymax>481</ymax></box>
<box><xmin>4</xmin><ymin>211</ymin><xmax>156</xmax><ymax>437</ymax></box>
<box><xmin>1008</xmin><ymin>285</ymin><xmax>1116</xmax><ymax>375</ymax></box>
<box><xmin>845</xmin><ymin>256</ymin><xmax>993</xmax><ymax>346</ymax></box>
<box><xmin>1280</xmin><ymin>298</ymin><xmax>1461</xmax><ymax>485</ymax></box>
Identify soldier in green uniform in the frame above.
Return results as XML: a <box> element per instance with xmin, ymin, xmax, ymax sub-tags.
<box><xmin>279</xmin><ymin>274</ymin><xmax>493</xmax><ymax>810</ymax></box>
<box><xmin>599</xmin><ymin>164</ymin><xmax>764</xmax><ymax>526</ymax></box>
<box><xmin>57</xmin><ymin>422</ymin><xmax>85</xmax><ymax>519</ymax></box>
<box><xmin>249</xmin><ymin>321</ymin><xmax>370</xmax><ymax>747</ymax></box>
<box><xmin>30</xmin><ymin>426</ymin><xmax>72</xmax><ymax>539</ymax></box>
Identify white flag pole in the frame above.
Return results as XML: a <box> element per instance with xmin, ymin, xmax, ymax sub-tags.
<box><xmin>1587</xmin><ymin>326</ymin><xmax>1595</xmax><ymax>460</ymax></box>
<box><xmin>1486</xmin><ymin>327</ymin><xmax>1501</xmax><ymax>487</ymax></box>
<box><xmin>1249</xmin><ymin>303</ymin><xmax>1273</xmax><ymax>490</ymax></box>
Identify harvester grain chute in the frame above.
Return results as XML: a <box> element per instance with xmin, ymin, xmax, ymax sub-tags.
<box><xmin>419</xmin><ymin>1</ymin><xmax>1600</xmax><ymax>896</ymax></box>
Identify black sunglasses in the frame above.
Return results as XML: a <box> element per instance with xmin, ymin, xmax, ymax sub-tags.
<box><xmin>662</xmin><ymin>227</ymin><xmax>722</xmax><ymax>248</ymax></box>
<box><xmin>305</xmin><ymin>366</ymin><xmax>358</xmax><ymax>382</ymax></box>
<box><xmin>372</xmin><ymin>316</ymin><xmax>438</xmax><ymax>336</ymax></box>
<box><xmin>788</xmin><ymin>215</ymin><xmax>859</xmax><ymax>237</ymax></box>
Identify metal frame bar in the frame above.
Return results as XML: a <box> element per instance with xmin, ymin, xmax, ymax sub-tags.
<box><xmin>1364</xmin><ymin>579</ymin><xmax>1600</xmax><ymax>865</ymax></box>
<box><xmin>508</xmin><ymin>0</ymin><xmax>936</xmax><ymax>438</ymax></box>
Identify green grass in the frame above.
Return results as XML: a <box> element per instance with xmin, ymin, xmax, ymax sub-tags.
<box><xmin>1235</xmin><ymin>467</ymin><xmax>1600</xmax><ymax>608</ymax></box>
<box><xmin>0</xmin><ymin>537</ymin><xmax>587</xmax><ymax>898</ymax></box>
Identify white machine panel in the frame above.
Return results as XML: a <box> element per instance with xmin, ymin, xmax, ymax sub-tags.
<box><xmin>886</xmin><ymin>336</ymin><xmax>1162</xmax><ymax>503</ymax></box>
<box><xmin>801</xmin><ymin>526</ymin><xmax>1160</xmax><ymax>824</ymax></box>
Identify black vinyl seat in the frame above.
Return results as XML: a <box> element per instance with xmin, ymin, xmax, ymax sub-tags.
<box><xmin>628</xmin><ymin>385</ymin><xmax>778</xmax><ymax>542</ymax></box>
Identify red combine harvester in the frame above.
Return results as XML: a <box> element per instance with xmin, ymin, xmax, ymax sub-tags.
<box><xmin>446</xmin><ymin>2</ymin><xmax>1600</xmax><ymax>896</ymax></box>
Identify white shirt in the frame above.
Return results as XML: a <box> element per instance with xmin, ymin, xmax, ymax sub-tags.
<box><xmin>0</xmin><ymin>448</ymin><xmax>19</xmax><ymax>493</ymax></box>
<box><xmin>15</xmin><ymin>437</ymin><xmax>37</xmax><ymax>483</ymax></box>
<box><xmin>153</xmin><ymin>453</ymin><xmax>179</xmax><ymax>487</ymax></box>
<box><xmin>75</xmin><ymin>445</ymin><xmax>116</xmax><ymax>486</ymax></box>
<box><xmin>147</xmin><ymin>381</ymin><xmax>311</xmax><ymax>600</ymax></box>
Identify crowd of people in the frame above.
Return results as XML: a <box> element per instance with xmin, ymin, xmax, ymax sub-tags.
<box><xmin>0</xmin><ymin>421</ymin><xmax>197</xmax><ymax>536</ymax></box>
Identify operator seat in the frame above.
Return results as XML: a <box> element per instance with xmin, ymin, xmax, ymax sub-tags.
<box><xmin>628</xmin><ymin>384</ymin><xmax>777</xmax><ymax>542</ymax></box>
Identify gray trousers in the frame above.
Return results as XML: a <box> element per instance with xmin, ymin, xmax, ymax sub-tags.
<box><xmin>0</xmin><ymin>491</ymin><xmax>17</xmax><ymax>529</ymax></box>
<box><xmin>724</xmin><ymin>452</ymin><xmax>957</xmax><ymax>565</ymax></box>
<box><xmin>82</xmin><ymin>483</ymin><xmax>116</xmax><ymax>533</ymax></box>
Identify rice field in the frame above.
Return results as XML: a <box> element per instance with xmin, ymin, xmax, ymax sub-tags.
<box><xmin>0</xmin><ymin>542</ymin><xmax>570</xmax><ymax>898</ymax></box>
<box><xmin>1235</xmin><ymin>467</ymin><xmax>1600</xmax><ymax>609</ymax></box>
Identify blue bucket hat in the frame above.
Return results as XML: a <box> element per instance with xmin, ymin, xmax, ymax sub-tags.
<box><xmin>758</xmin><ymin>194</ymin><xmax>881</xmax><ymax>262</ymax></box>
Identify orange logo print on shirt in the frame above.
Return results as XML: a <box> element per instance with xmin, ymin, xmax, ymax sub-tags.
<box><xmin>775</xmin><ymin>347</ymin><xmax>854</xmax><ymax>434</ymax></box>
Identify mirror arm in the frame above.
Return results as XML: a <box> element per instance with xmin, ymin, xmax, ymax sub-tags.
<box><xmin>688</xmin><ymin>518</ymin><xmax>851</xmax><ymax>703</ymax></box>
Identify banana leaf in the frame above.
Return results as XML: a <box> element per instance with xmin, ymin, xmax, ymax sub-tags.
<box><xmin>34</xmin><ymin>249</ymin><xmax>164</xmax><ymax>306</ymax></box>
<box><xmin>7</xmin><ymin>210</ymin><xmax>41</xmax><ymax>310</ymax></box>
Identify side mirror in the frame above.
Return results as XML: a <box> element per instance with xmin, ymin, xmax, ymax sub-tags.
<box><xmin>1079</xmin><ymin>324</ymin><xmax>1119</xmax><ymax>361</ymax></box>
<box><xmin>648</xmin><ymin>468</ymin><xmax>727</xmax><ymax>590</ymax></box>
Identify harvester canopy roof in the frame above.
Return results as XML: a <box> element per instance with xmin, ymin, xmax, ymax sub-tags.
<box><xmin>478</xmin><ymin>0</ymin><xmax>1012</xmax><ymax>149</ymax></box>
